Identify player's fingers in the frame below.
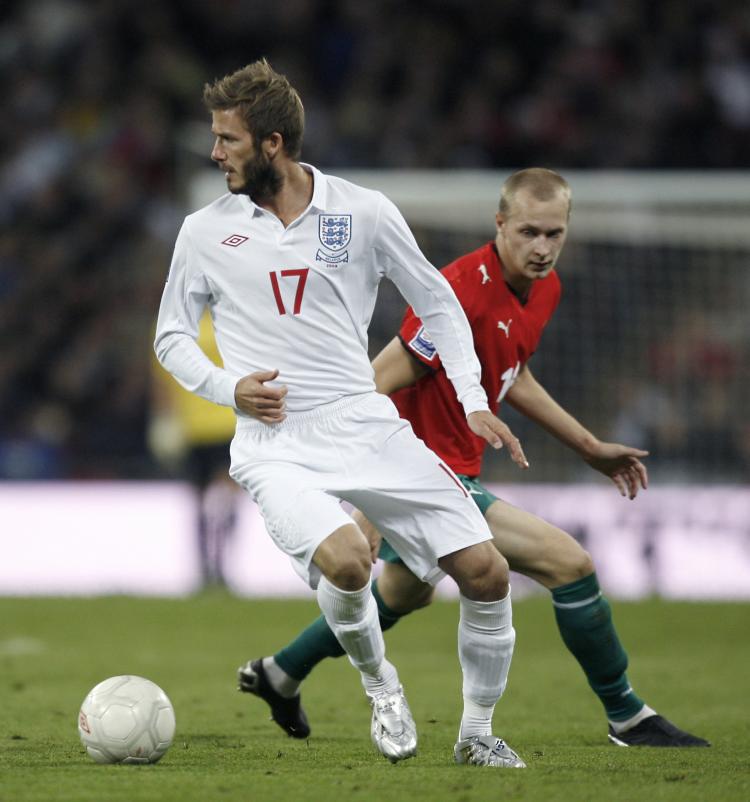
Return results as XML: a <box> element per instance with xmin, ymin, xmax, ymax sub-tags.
<box><xmin>257</xmin><ymin>384</ymin><xmax>287</xmax><ymax>400</ymax></box>
<box><xmin>254</xmin><ymin>368</ymin><xmax>279</xmax><ymax>383</ymax></box>
<box><xmin>505</xmin><ymin>436</ymin><xmax>529</xmax><ymax>469</ymax></box>
<box><xmin>470</xmin><ymin>414</ymin><xmax>529</xmax><ymax>468</ymax></box>
<box><xmin>634</xmin><ymin>460</ymin><xmax>648</xmax><ymax>489</ymax></box>
<box><xmin>611</xmin><ymin>473</ymin><xmax>627</xmax><ymax>497</ymax></box>
<box><xmin>615</xmin><ymin>445</ymin><xmax>649</xmax><ymax>459</ymax></box>
<box><xmin>472</xmin><ymin>419</ymin><xmax>503</xmax><ymax>450</ymax></box>
<box><xmin>487</xmin><ymin>421</ymin><xmax>529</xmax><ymax>469</ymax></box>
<box><xmin>254</xmin><ymin>397</ymin><xmax>286</xmax><ymax>410</ymax></box>
<box><xmin>625</xmin><ymin>470</ymin><xmax>638</xmax><ymax>500</ymax></box>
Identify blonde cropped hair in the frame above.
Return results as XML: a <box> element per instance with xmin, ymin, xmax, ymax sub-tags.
<box><xmin>499</xmin><ymin>168</ymin><xmax>571</xmax><ymax>218</ymax></box>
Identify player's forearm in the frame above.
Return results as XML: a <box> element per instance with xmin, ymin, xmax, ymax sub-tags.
<box><xmin>154</xmin><ymin>331</ymin><xmax>240</xmax><ymax>409</ymax></box>
<box><xmin>372</xmin><ymin>338</ymin><xmax>428</xmax><ymax>395</ymax></box>
<box><xmin>375</xmin><ymin>193</ymin><xmax>488</xmax><ymax>415</ymax></box>
<box><xmin>401</xmin><ymin>281</ymin><xmax>487</xmax><ymax>414</ymax></box>
<box><xmin>506</xmin><ymin>370</ymin><xmax>599</xmax><ymax>458</ymax></box>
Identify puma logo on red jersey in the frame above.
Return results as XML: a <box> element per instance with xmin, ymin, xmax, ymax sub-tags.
<box><xmin>497</xmin><ymin>319</ymin><xmax>513</xmax><ymax>338</ymax></box>
<box><xmin>478</xmin><ymin>264</ymin><xmax>491</xmax><ymax>284</ymax></box>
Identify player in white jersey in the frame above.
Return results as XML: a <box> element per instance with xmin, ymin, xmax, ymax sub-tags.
<box><xmin>155</xmin><ymin>59</ymin><xmax>528</xmax><ymax>768</ymax></box>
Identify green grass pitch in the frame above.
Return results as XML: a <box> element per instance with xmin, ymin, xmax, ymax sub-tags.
<box><xmin>1</xmin><ymin>594</ymin><xmax>748</xmax><ymax>802</ymax></box>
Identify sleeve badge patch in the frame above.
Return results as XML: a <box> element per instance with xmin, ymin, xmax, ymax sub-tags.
<box><xmin>408</xmin><ymin>326</ymin><xmax>437</xmax><ymax>361</ymax></box>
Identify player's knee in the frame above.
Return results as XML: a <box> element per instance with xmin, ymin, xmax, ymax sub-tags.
<box><xmin>470</xmin><ymin>552</ymin><xmax>509</xmax><ymax>601</ymax></box>
<box><xmin>314</xmin><ymin>529</ymin><xmax>372</xmax><ymax>591</ymax></box>
<box><xmin>441</xmin><ymin>543</ymin><xmax>509</xmax><ymax>601</ymax></box>
<box><xmin>551</xmin><ymin>542</ymin><xmax>595</xmax><ymax>586</ymax></box>
<box><xmin>325</xmin><ymin>551</ymin><xmax>371</xmax><ymax>591</ymax></box>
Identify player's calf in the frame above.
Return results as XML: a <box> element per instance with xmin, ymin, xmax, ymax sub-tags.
<box><xmin>377</xmin><ymin>561</ymin><xmax>435</xmax><ymax>613</ymax></box>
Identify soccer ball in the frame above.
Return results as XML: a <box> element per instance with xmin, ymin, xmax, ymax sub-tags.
<box><xmin>78</xmin><ymin>675</ymin><xmax>176</xmax><ymax>764</ymax></box>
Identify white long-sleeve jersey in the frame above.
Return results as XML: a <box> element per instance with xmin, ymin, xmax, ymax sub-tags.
<box><xmin>154</xmin><ymin>164</ymin><xmax>489</xmax><ymax>418</ymax></box>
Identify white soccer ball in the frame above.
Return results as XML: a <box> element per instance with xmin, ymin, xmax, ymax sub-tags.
<box><xmin>77</xmin><ymin>675</ymin><xmax>176</xmax><ymax>764</ymax></box>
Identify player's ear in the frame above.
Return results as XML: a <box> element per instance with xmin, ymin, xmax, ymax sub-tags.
<box><xmin>262</xmin><ymin>132</ymin><xmax>284</xmax><ymax>159</ymax></box>
<box><xmin>495</xmin><ymin>211</ymin><xmax>505</xmax><ymax>232</ymax></box>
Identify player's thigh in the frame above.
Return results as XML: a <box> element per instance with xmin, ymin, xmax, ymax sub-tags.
<box><xmin>346</xmin><ymin>404</ymin><xmax>492</xmax><ymax>586</ymax></box>
<box><xmin>230</xmin><ymin>437</ymin><xmax>355</xmax><ymax>588</ymax></box>
<box><xmin>485</xmin><ymin>499</ymin><xmax>593</xmax><ymax>589</ymax></box>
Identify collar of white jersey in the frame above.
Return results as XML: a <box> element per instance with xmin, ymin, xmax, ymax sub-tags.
<box><xmin>237</xmin><ymin>162</ymin><xmax>328</xmax><ymax>217</ymax></box>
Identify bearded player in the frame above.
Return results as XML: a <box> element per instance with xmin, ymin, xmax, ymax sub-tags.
<box><xmin>239</xmin><ymin>168</ymin><xmax>708</xmax><ymax>749</ymax></box>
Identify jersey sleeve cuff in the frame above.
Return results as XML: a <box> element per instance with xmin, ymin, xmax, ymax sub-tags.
<box><xmin>459</xmin><ymin>386</ymin><xmax>490</xmax><ymax>417</ymax></box>
<box><xmin>215</xmin><ymin>371</ymin><xmax>242</xmax><ymax>410</ymax></box>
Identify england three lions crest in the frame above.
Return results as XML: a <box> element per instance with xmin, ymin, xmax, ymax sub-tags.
<box><xmin>317</xmin><ymin>214</ymin><xmax>351</xmax><ymax>266</ymax></box>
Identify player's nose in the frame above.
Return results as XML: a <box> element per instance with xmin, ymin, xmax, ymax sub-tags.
<box><xmin>534</xmin><ymin>236</ymin><xmax>551</xmax><ymax>256</ymax></box>
<box><xmin>211</xmin><ymin>140</ymin><xmax>225</xmax><ymax>162</ymax></box>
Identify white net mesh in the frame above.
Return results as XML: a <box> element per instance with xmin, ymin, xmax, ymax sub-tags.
<box><xmin>354</xmin><ymin>171</ymin><xmax>750</xmax><ymax>484</ymax></box>
<box><xmin>191</xmin><ymin>169</ymin><xmax>750</xmax><ymax>483</ymax></box>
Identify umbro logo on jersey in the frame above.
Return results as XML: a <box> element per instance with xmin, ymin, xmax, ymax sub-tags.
<box><xmin>478</xmin><ymin>264</ymin><xmax>491</xmax><ymax>284</ymax></box>
<box><xmin>222</xmin><ymin>234</ymin><xmax>249</xmax><ymax>247</ymax></box>
<box><xmin>497</xmin><ymin>319</ymin><xmax>513</xmax><ymax>338</ymax></box>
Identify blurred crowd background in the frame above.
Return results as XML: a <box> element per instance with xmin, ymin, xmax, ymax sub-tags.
<box><xmin>2</xmin><ymin>0</ymin><xmax>749</xmax><ymax>482</ymax></box>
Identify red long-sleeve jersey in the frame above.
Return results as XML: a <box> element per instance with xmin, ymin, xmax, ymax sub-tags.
<box><xmin>392</xmin><ymin>241</ymin><xmax>561</xmax><ymax>476</ymax></box>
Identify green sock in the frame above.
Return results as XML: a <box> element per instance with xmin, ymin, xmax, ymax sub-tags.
<box><xmin>552</xmin><ymin>572</ymin><xmax>645</xmax><ymax>721</ymax></box>
<box><xmin>371</xmin><ymin>580</ymin><xmax>403</xmax><ymax>631</ymax></box>
<box><xmin>275</xmin><ymin>579</ymin><xmax>405</xmax><ymax>681</ymax></box>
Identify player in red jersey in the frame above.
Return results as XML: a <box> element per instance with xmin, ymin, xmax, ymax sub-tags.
<box><xmin>393</xmin><ymin>237</ymin><xmax>561</xmax><ymax>478</ymax></box>
<box><xmin>239</xmin><ymin>168</ymin><xmax>709</xmax><ymax>749</ymax></box>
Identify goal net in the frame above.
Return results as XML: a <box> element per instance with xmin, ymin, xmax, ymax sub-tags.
<box><xmin>190</xmin><ymin>169</ymin><xmax>750</xmax><ymax>484</ymax></box>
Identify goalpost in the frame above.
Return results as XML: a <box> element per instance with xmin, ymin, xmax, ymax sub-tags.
<box><xmin>189</xmin><ymin>169</ymin><xmax>750</xmax><ymax>484</ymax></box>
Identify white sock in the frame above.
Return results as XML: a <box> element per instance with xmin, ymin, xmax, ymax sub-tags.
<box><xmin>609</xmin><ymin>704</ymin><xmax>657</xmax><ymax>734</ymax></box>
<box><xmin>261</xmin><ymin>657</ymin><xmax>300</xmax><ymax>699</ymax></box>
<box><xmin>460</xmin><ymin>697</ymin><xmax>495</xmax><ymax>740</ymax></box>
<box><xmin>458</xmin><ymin>590</ymin><xmax>515</xmax><ymax>740</ymax></box>
<box><xmin>317</xmin><ymin>575</ymin><xmax>399</xmax><ymax>697</ymax></box>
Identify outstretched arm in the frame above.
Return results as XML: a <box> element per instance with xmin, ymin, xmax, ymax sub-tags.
<box><xmin>506</xmin><ymin>365</ymin><xmax>648</xmax><ymax>498</ymax></box>
<box><xmin>372</xmin><ymin>338</ymin><xmax>529</xmax><ymax>468</ymax></box>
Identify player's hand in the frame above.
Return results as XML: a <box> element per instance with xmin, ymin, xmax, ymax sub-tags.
<box><xmin>583</xmin><ymin>441</ymin><xmax>649</xmax><ymax>499</ymax></box>
<box><xmin>467</xmin><ymin>411</ymin><xmax>529</xmax><ymax>469</ymax></box>
<box><xmin>352</xmin><ymin>508</ymin><xmax>382</xmax><ymax>564</ymax></box>
<box><xmin>234</xmin><ymin>369</ymin><xmax>288</xmax><ymax>424</ymax></box>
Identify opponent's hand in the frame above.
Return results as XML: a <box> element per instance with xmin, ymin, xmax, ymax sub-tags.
<box><xmin>234</xmin><ymin>369</ymin><xmax>287</xmax><ymax>424</ymax></box>
<box><xmin>352</xmin><ymin>508</ymin><xmax>382</xmax><ymax>564</ymax></box>
<box><xmin>584</xmin><ymin>441</ymin><xmax>649</xmax><ymax>499</ymax></box>
<box><xmin>467</xmin><ymin>411</ymin><xmax>529</xmax><ymax>469</ymax></box>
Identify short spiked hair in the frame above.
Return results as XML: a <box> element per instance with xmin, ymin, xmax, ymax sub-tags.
<box><xmin>203</xmin><ymin>59</ymin><xmax>305</xmax><ymax>159</ymax></box>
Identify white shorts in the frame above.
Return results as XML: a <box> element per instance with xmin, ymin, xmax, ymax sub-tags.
<box><xmin>229</xmin><ymin>392</ymin><xmax>491</xmax><ymax>588</ymax></box>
